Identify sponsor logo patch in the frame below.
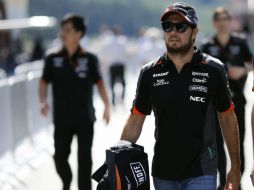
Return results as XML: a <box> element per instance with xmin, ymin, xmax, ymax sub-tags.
<box><xmin>153</xmin><ymin>79</ymin><xmax>169</xmax><ymax>86</ymax></box>
<box><xmin>53</xmin><ymin>57</ymin><xmax>64</xmax><ymax>67</ymax></box>
<box><xmin>229</xmin><ymin>46</ymin><xmax>240</xmax><ymax>55</ymax></box>
<box><xmin>189</xmin><ymin>85</ymin><xmax>208</xmax><ymax>93</ymax></box>
<box><xmin>130</xmin><ymin>162</ymin><xmax>146</xmax><ymax>187</ymax></box>
<box><xmin>192</xmin><ymin>78</ymin><xmax>207</xmax><ymax>83</ymax></box>
<box><xmin>190</xmin><ymin>96</ymin><xmax>206</xmax><ymax>103</ymax></box>
<box><xmin>192</xmin><ymin>71</ymin><xmax>209</xmax><ymax>78</ymax></box>
<box><xmin>76</xmin><ymin>58</ymin><xmax>88</xmax><ymax>72</ymax></box>
<box><xmin>153</xmin><ymin>72</ymin><xmax>169</xmax><ymax>78</ymax></box>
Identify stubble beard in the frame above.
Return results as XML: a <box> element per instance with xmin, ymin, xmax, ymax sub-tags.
<box><xmin>165</xmin><ymin>35</ymin><xmax>194</xmax><ymax>56</ymax></box>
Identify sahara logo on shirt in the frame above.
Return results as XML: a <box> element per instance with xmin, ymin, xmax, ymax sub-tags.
<box><xmin>153</xmin><ymin>72</ymin><xmax>169</xmax><ymax>78</ymax></box>
<box><xmin>130</xmin><ymin>162</ymin><xmax>146</xmax><ymax>187</ymax></box>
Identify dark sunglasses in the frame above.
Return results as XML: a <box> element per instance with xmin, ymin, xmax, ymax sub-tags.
<box><xmin>161</xmin><ymin>21</ymin><xmax>190</xmax><ymax>33</ymax></box>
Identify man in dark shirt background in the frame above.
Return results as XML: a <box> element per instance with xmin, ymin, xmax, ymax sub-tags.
<box><xmin>39</xmin><ymin>14</ymin><xmax>110</xmax><ymax>190</ymax></box>
<box><xmin>201</xmin><ymin>7</ymin><xmax>253</xmax><ymax>190</ymax></box>
<box><xmin>120</xmin><ymin>2</ymin><xmax>240</xmax><ymax>190</ymax></box>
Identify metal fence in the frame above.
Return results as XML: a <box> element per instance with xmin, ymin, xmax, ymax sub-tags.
<box><xmin>0</xmin><ymin>61</ymin><xmax>52</xmax><ymax>157</ymax></box>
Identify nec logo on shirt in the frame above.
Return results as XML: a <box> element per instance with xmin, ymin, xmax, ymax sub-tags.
<box><xmin>153</xmin><ymin>72</ymin><xmax>169</xmax><ymax>78</ymax></box>
<box><xmin>130</xmin><ymin>162</ymin><xmax>146</xmax><ymax>187</ymax></box>
<box><xmin>190</xmin><ymin>96</ymin><xmax>206</xmax><ymax>103</ymax></box>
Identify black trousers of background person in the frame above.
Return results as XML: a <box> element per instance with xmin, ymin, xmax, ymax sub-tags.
<box><xmin>216</xmin><ymin>99</ymin><xmax>245</xmax><ymax>188</ymax></box>
<box><xmin>53</xmin><ymin>121</ymin><xmax>94</xmax><ymax>190</ymax></box>
<box><xmin>109</xmin><ymin>64</ymin><xmax>125</xmax><ymax>106</ymax></box>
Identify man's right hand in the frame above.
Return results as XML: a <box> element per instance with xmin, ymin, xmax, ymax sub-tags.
<box><xmin>40</xmin><ymin>102</ymin><xmax>49</xmax><ymax>117</ymax></box>
<box><xmin>225</xmin><ymin>167</ymin><xmax>241</xmax><ymax>190</ymax></box>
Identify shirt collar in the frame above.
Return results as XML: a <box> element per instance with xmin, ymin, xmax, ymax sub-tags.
<box><xmin>61</xmin><ymin>45</ymin><xmax>82</xmax><ymax>60</ymax></box>
<box><xmin>213</xmin><ymin>34</ymin><xmax>233</xmax><ymax>47</ymax></box>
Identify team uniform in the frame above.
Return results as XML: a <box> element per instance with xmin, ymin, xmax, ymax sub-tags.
<box><xmin>42</xmin><ymin>46</ymin><xmax>102</xmax><ymax>190</ymax></box>
<box><xmin>131</xmin><ymin>47</ymin><xmax>233</xmax><ymax>182</ymax></box>
<box><xmin>201</xmin><ymin>34</ymin><xmax>253</xmax><ymax>186</ymax></box>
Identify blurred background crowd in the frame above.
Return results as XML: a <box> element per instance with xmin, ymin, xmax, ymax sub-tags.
<box><xmin>0</xmin><ymin>0</ymin><xmax>253</xmax><ymax>76</ymax></box>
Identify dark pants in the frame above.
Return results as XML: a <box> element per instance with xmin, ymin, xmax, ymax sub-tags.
<box><xmin>53</xmin><ymin>121</ymin><xmax>94</xmax><ymax>190</ymax></box>
<box><xmin>109</xmin><ymin>64</ymin><xmax>125</xmax><ymax>106</ymax></box>
<box><xmin>216</xmin><ymin>100</ymin><xmax>245</xmax><ymax>189</ymax></box>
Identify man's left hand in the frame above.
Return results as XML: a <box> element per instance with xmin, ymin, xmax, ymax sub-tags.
<box><xmin>225</xmin><ymin>168</ymin><xmax>241</xmax><ymax>190</ymax></box>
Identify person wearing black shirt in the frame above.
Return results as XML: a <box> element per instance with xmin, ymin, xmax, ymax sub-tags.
<box><xmin>120</xmin><ymin>2</ymin><xmax>241</xmax><ymax>190</ymax></box>
<box><xmin>201</xmin><ymin>7</ymin><xmax>253</xmax><ymax>190</ymax></box>
<box><xmin>251</xmin><ymin>103</ymin><xmax>254</xmax><ymax>185</ymax></box>
<box><xmin>39</xmin><ymin>14</ymin><xmax>110</xmax><ymax>190</ymax></box>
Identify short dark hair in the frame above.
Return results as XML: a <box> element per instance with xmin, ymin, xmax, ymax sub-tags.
<box><xmin>61</xmin><ymin>13</ymin><xmax>86</xmax><ymax>36</ymax></box>
<box><xmin>213</xmin><ymin>7</ymin><xmax>231</xmax><ymax>21</ymax></box>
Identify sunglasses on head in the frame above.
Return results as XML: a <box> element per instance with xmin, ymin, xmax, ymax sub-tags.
<box><xmin>161</xmin><ymin>21</ymin><xmax>190</xmax><ymax>33</ymax></box>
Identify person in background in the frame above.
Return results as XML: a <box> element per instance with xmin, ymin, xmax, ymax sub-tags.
<box><xmin>39</xmin><ymin>14</ymin><xmax>110</xmax><ymax>190</ymax></box>
<box><xmin>31</xmin><ymin>37</ymin><xmax>44</xmax><ymax>61</ymax></box>
<box><xmin>201</xmin><ymin>7</ymin><xmax>253</xmax><ymax>190</ymax></box>
<box><xmin>100</xmin><ymin>26</ymin><xmax>128</xmax><ymax>107</ymax></box>
<box><xmin>251</xmin><ymin>85</ymin><xmax>254</xmax><ymax>185</ymax></box>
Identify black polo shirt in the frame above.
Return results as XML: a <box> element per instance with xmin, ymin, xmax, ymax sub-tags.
<box><xmin>131</xmin><ymin>48</ymin><xmax>233</xmax><ymax>180</ymax></box>
<box><xmin>42</xmin><ymin>46</ymin><xmax>102</xmax><ymax>125</ymax></box>
<box><xmin>201</xmin><ymin>33</ymin><xmax>253</xmax><ymax>104</ymax></box>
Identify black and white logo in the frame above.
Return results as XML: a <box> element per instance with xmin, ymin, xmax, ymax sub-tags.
<box><xmin>229</xmin><ymin>46</ymin><xmax>240</xmax><ymax>55</ymax></box>
<box><xmin>76</xmin><ymin>58</ymin><xmax>88</xmax><ymax>72</ymax></box>
<box><xmin>53</xmin><ymin>57</ymin><xmax>64</xmax><ymax>68</ymax></box>
<box><xmin>130</xmin><ymin>162</ymin><xmax>146</xmax><ymax>187</ymax></box>
<box><xmin>192</xmin><ymin>71</ymin><xmax>209</xmax><ymax>78</ymax></box>
<box><xmin>153</xmin><ymin>72</ymin><xmax>169</xmax><ymax>78</ymax></box>
<box><xmin>192</xmin><ymin>78</ymin><xmax>207</xmax><ymax>84</ymax></box>
<box><xmin>190</xmin><ymin>96</ymin><xmax>206</xmax><ymax>103</ymax></box>
<box><xmin>189</xmin><ymin>85</ymin><xmax>208</xmax><ymax>93</ymax></box>
<box><xmin>75</xmin><ymin>58</ymin><xmax>88</xmax><ymax>78</ymax></box>
<box><xmin>153</xmin><ymin>79</ymin><xmax>169</xmax><ymax>86</ymax></box>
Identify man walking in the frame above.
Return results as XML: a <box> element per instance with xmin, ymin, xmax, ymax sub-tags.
<box><xmin>39</xmin><ymin>14</ymin><xmax>110</xmax><ymax>190</ymax></box>
<box><xmin>120</xmin><ymin>2</ymin><xmax>240</xmax><ymax>190</ymax></box>
<box><xmin>201</xmin><ymin>7</ymin><xmax>253</xmax><ymax>190</ymax></box>
<box><xmin>100</xmin><ymin>26</ymin><xmax>128</xmax><ymax>107</ymax></box>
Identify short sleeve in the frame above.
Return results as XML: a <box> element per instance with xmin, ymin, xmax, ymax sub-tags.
<box><xmin>131</xmin><ymin>68</ymin><xmax>152</xmax><ymax>115</ymax></box>
<box><xmin>90</xmin><ymin>55</ymin><xmax>102</xmax><ymax>83</ymax></box>
<box><xmin>41</xmin><ymin>55</ymin><xmax>53</xmax><ymax>83</ymax></box>
<box><xmin>215</xmin><ymin>64</ymin><xmax>233</xmax><ymax>112</ymax></box>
